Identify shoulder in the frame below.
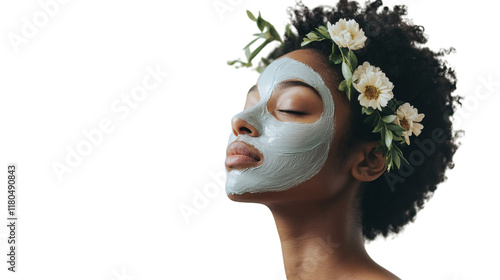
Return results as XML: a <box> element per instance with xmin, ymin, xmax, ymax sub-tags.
<box><xmin>350</xmin><ymin>263</ymin><xmax>401</xmax><ymax>280</ymax></box>
<box><xmin>357</xmin><ymin>269</ymin><xmax>401</xmax><ymax>280</ymax></box>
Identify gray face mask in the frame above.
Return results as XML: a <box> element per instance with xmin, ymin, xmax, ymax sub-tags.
<box><xmin>225</xmin><ymin>57</ymin><xmax>336</xmax><ymax>195</ymax></box>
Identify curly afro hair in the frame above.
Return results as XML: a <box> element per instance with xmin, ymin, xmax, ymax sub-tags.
<box><xmin>263</xmin><ymin>0</ymin><xmax>461</xmax><ymax>240</ymax></box>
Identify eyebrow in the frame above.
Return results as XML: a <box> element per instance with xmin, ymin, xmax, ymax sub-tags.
<box><xmin>247</xmin><ymin>80</ymin><xmax>320</xmax><ymax>97</ymax></box>
<box><xmin>248</xmin><ymin>85</ymin><xmax>257</xmax><ymax>94</ymax></box>
<box><xmin>275</xmin><ymin>80</ymin><xmax>320</xmax><ymax>97</ymax></box>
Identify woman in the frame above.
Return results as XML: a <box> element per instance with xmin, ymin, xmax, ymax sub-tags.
<box><xmin>224</xmin><ymin>1</ymin><xmax>460</xmax><ymax>279</ymax></box>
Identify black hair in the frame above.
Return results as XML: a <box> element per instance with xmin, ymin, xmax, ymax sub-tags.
<box><xmin>265</xmin><ymin>0</ymin><xmax>461</xmax><ymax>240</ymax></box>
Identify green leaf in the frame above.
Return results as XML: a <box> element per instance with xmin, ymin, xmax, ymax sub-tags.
<box><xmin>331</xmin><ymin>42</ymin><xmax>336</xmax><ymax>55</ymax></box>
<box><xmin>301</xmin><ymin>39</ymin><xmax>312</xmax><ymax>47</ymax></box>
<box><xmin>342</xmin><ymin>61</ymin><xmax>352</xmax><ymax>83</ymax></box>
<box><xmin>365</xmin><ymin>107</ymin><xmax>375</xmax><ymax>115</ymax></box>
<box><xmin>374</xmin><ymin>144</ymin><xmax>385</xmax><ymax>153</ymax></box>
<box><xmin>340</xmin><ymin>47</ymin><xmax>348</xmax><ymax>56</ymax></box>
<box><xmin>330</xmin><ymin>53</ymin><xmax>342</xmax><ymax>64</ymax></box>
<box><xmin>247</xmin><ymin>39</ymin><xmax>272</xmax><ymax>62</ymax></box>
<box><xmin>372</xmin><ymin>121</ymin><xmax>384</xmax><ymax>133</ymax></box>
<box><xmin>348</xmin><ymin>50</ymin><xmax>358</xmax><ymax>70</ymax></box>
<box><xmin>338</xmin><ymin>80</ymin><xmax>348</xmax><ymax>91</ymax></box>
<box><xmin>393</xmin><ymin>145</ymin><xmax>404</xmax><ymax>157</ymax></box>
<box><xmin>261</xmin><ymin>57</ymin><xmax>271</xmax><ymax>66</ymax></box>
<box><xmin>393</xmin><ymin>135</ymin><xmax>403</xmax><ymax>142</ymax></box>
<box><xmin>346</xmin><ymin>84</ymin><xmax>352</xmax><ymax>100</ymax></box>
<box><xmin>386</xmin><ymin>123</ymin><xmax>406</xmax><ymax>132</ymax></box>
<box><xmin>244</xmin><ymin>47</ymin><xmax>251</xmax><ymax>60</ymax></box>
<box><xmin>307</xmin><ymin>31</ymin><xmax>320</xmax><ymax>41</ymax></box>
<box><xmin>228</xmin><ymin>10</ymin><xmax>284</xmax><ymax>72</ymax></box>
<box><xmin>394</xmin><ymin>153</ymin><xmax>401</xmax><ymax>169</ymax></box>
<box><xmin>387</xmin><ymin>158</ymin><xmax>393</xmax><ymax>171</ymax></box>
<box><xmin>302</xmin><ymin>31</ymin><xmax>327</xmax><ymax>47</ymax></box>
<box><xmin>242</xmin><ymin>37</ymin><xmax>260</xmax><ymax>51</ymax></box>
<box><xmin>382</xmin><ymin>147</ymin><xmax>390</xmax><ymax>158</ymax></box>
<box><xmin>365</xmin><ymin>111</ymin><xmax>380</xmax><ymax>127</ymax></box>
<box><xmin>331</xmin><ymin>42</ymin><xmax>338</xmax><ymax>55</ymax></box>
<box><xmin>364</xmin><ymin>113</ymin><xmax>376</xmax><ymax>125</ymax></box>
<box><xmin>388</xmin><ymin>99</ymin><xmax>397</xmax><ymax>111</ymax></box>
<box><xmin>227</xmin><ymin>59</ymin><xmax>247</xmax><ymax>67</ymax></box>
<box><xmin>317</xmin><ymin>25</ymin><xmax>328</xmax><ymax>32</ymax></box>
<box><xmin>372</xmin><ymin>110</ymin><xmax>381</xmax><ymax>124</ymax></box>
<box><xmin>385</xmin><ymin>129</ymin><xmax>393</xmax><ymax>148</ymax></box>
<box><xmin>316</xmin><ymin>25</ymin><xmax>330</xmax><ymax>39</ymax></box>
<box><xmin>269</xmin><ymin>26</ymin><xmax>282</xmax><ymax>42</ymax></box>
<box><xmin>252</xmin><ymin>32</ymin><xmax>268</xmax><ymax>39</ymax></box>
<box><xmin>256</xmin><ymin>13</ymin><xmax>265</xmax><ymax>31</ymax></box>
<box><xmin>400</xmin><ymin>155</ymin><xmax>409</xmax><ymax>165</ymax></box>
<box><xmin>247</xmin><ymin>10</ymin><xmax>256</xmax><ymax>21</ymax></box>
<box><xmin>381</xmin><ymin>114</ymin><xmax>397</xmax><ymax>123</ymax></box>
<box><xmin>380</xmin><ymin>123</ymin><xmax>386</xmax><ymax>142</ymax></box>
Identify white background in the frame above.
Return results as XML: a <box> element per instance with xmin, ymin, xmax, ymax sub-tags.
<box><xmin>0</xmin><ymin>0</ymin><xmax>498</xmax><ymax>279</ymax></box>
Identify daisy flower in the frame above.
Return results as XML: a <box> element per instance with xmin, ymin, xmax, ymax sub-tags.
<box><xmin>353</xmin><ymin>62</ymin><xmax>394</xmax><ymax>111</ymax></box>
<box><xmin>393</xmin><ymin>102</ymin><xmax>425</xmax><ymax>145</ymax></box>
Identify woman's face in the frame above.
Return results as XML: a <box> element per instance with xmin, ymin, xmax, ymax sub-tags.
<box><xmin>225</xmin><ymin>49</ymin><xmax>352</xmax><ymax>203</ymax></box>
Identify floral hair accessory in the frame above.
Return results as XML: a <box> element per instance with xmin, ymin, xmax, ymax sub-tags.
<box><xmin>229</xmin><ymin>11</ymin><xmax>425</xmax><ymax>171</ymax></box>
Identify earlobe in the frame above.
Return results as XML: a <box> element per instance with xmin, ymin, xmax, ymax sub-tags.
<box><xmin>351</xmin><ymin>142</ymin><xmax>386</xmax><ymax>182</ymax></box>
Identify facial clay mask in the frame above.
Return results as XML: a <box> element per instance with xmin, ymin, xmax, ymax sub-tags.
<box><xmin>225</xmin><ymin>57</ymin><xmax>335</xmax><ymax>195</ymax></box>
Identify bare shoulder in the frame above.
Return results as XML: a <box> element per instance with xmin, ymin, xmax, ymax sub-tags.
<box><xmin>350</xmin><ymin>263</ymin><xmax>401</xmax><ymax>280</ymax></box>
<box><xmin>362</xmin><ymin>268</ymin><xmax>401</xmax><ymax>280</ymax></box>
<box><xmin>367</xmin><ymin>271</ymin><xmax>401</xmax><ymax>280</ymax></box>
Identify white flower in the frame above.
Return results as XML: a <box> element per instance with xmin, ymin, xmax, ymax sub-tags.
<box><xmin>393</xmin><ymin>103</ymin><xmax>425</xmax><ymax>145</ymax></box>
<box><xmin>353</xmin><ymin>62</ymin><xmax>394</xmax><ymax>111</ymax></box>
<box><xmin>327</xmin><ymin>19</ymin><xmax>367</xmax><ymax>50</ymax></box>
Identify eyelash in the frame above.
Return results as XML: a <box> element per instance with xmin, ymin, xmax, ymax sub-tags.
<box><xmin>278</xmin><ymin>109</ymin><xmax>307</xmax><ymax>116</ymax></box>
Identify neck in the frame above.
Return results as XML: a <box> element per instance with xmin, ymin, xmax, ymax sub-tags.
<box><xmin>266</xmin><ymin>184</ymin><xmax>376</xmax><ymax>280</ymax></box>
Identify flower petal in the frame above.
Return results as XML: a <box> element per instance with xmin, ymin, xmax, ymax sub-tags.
<box><xmin>412</xmin><ymin>123</ymin><xmax>424</xmax><ymax>136</ymax></box>
<box><xmin>414</xmin><ymin>113</ymin><xmax>425</xmax><ymax>122</ymax></box>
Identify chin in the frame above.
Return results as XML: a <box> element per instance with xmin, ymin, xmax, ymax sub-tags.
<box><xmin>227</xmin><ymin>191</ymin><xmax>267</xmax><ymax>203</ymax></box>
<box><xmin>226</xmin><ymin>186</ymin><xmax>309</xmax><ymax>204</ymax></box>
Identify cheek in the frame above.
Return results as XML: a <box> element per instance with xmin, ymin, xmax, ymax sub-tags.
<box><xmin>259</xmin><ymin>100</ymin><xmax>335</xmax><ymax>155</ymax></box>
<box><xmin>259</xmin><ymin>110</ymin><xmax>333</xmax><ymax>155</ymax></box>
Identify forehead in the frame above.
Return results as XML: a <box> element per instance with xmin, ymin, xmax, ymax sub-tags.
<box><xmin>255</xmin><ymin>56</ymin><xmax>334</xmax><ymax>104</ymax></box>
<box><xmin>282</xmin><ymin>49</ymin><xmax>342</xmax><ymax>95</ymax></box>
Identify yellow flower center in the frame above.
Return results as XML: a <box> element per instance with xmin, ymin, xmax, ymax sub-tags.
<box><xmin>364</xmin><ymin>85</ymin><xmax>380</xmax><ymax>100</ymax></box>
<box><xmin>400</xmin><ymin>117</ymin><xmax>410</xmax><ymax>131</ymax></box>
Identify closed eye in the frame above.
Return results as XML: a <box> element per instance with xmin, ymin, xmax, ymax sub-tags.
<box><xmin>278</xmin><ymin>109</ymin><xmax>307</xmax><ymax>116</ymax></box>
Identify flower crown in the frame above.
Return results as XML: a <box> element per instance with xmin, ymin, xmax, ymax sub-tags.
<box><xmin>228</xmin><ymin>11</ymin><xmax>425</xmax><ymax>171</ymax></box>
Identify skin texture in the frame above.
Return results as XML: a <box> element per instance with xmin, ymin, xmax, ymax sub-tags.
<box><xmin>227</xmin><ymin>49</ymin><xmax>400</xmax><ymax>280</ymax></box>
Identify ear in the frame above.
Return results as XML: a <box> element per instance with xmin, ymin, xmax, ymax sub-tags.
<box><xmin>350</xmin><ymin>142</ymin><xmax>386</xmax><ymax>182</ymax></box>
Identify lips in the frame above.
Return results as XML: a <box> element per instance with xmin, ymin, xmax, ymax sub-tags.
<box><xmin>225</xmin><ymin>141</ymin><xmax>263</xmax><ymax>170</ymax></box>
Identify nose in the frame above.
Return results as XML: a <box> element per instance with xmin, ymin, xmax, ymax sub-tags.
<box><xmin>231</xmin><ymin>117</ymin><xmax>259</xmax><ymax>137</ymax></box>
